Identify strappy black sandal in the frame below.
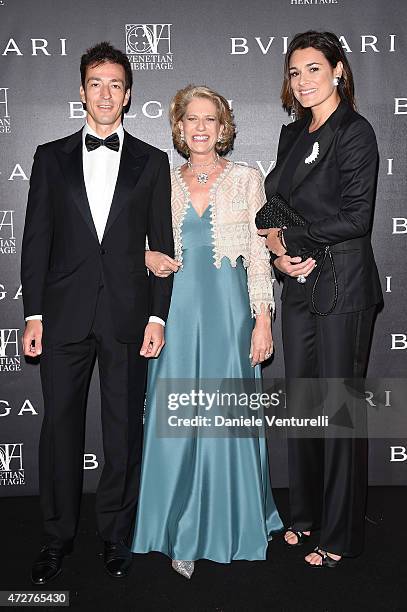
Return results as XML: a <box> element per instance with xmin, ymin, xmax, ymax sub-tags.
<box><xmin>306</xmin><ymin>547</ymin><xmax>341</xmax><ymax>568</ymax></box>
<box><xmin>284</xmin><ymin>528</ymin><xmax>311</xmax><ymax>547</ymax></box>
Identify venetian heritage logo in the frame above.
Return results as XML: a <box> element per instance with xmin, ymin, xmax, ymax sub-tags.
<box><xmin>290</xmin><ymin>0</ymin><xmax>339</xmax><ymax>5</ymax></box>
<box><xmin>0</xmin><ymin>443</ymin><xmax>25</xmax><ymax>486</ymax></box>
<box><xmin>0</xmin><ymin>328</ymin><xmax>21</xmax><ymax>372</ymax></box>
<box><xmin>125</xmin><ymin>24</ymin><xmax>173</xmax><ymax>71</ymax></box>
<box><xmin>0</xmin><ymin>88</ymin><xmax>10</xmax><ymax>134</ymax></box>
<box><xmin>0</xmin><ymin>210</ymin><xmax>16</xmax><ymax>255</ymax></box>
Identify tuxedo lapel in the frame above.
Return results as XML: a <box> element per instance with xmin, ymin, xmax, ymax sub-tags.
<box><xmin>102</xmin><ymin>132</ymin><xmax>148</xmax><ymax>241</ymax></box>
<box><xmin>57</xmin><ymin>129</ymin><xmax>99</xmax><ymax>241</ymax></box>
<box><xmin>290</xmin><ymin>101</ymin><xmax>351</xmax><ymax>195</ymax></box>
<box><xmin>265</xmin><ymin>119</ymin><xmax>307</xmax><ymax>196</ymax></box>
<box><xmin>289</xmin><ymin>123</ymin><xmax>336</xmax><ymax>195</ymax></box>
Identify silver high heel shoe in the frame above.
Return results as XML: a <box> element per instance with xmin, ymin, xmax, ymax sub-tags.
<box><xmin>171</xmin><ymin>559</ymin><xmax>195</xmax><ymax>579</ymax></box>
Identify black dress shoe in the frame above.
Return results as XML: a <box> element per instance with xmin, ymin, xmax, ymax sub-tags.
<box><xmin>104</xmin><ymin>541</ymin><xmax>132</xmax><ymax>578</ymax></box>
<box><xmin>31</xmin><ymin>546</ymin><xmax>65</xmax><ymax>585</ymax></box>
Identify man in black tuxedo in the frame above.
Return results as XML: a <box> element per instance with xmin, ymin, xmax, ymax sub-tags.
<box><xmin>21</xmin><ymin>42</ymin><xmax>174</xmax><ymax>583</ymax></box>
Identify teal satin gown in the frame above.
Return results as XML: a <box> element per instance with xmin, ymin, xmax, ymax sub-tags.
<box><xmin>131</xmin><ymin>203</ymin><xmax>283</xmax><ymax>562</ymax></box>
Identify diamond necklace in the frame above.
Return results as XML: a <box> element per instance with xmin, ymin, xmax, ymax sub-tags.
<box><xmin>187</xmin><ymin>154</ymin><xmax>219</xmax><ymax>184</ymax></box>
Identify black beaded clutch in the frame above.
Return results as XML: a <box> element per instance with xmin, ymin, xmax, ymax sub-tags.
<box><xmin>255</xmin><ymin>192</ymin><xmax>319</xmax><ymax>260</ymax></box>
<box><xmin>255</xmin><ymin>193</ymin><xmax>307</xmax><ymax>230</ymax></box>
<box><xmin>255</xmin><ymin>193</ymin><xmax>339</xmax><ymax>316</ymax></box>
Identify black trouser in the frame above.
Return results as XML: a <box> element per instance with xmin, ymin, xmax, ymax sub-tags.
<box><xmin>39</xmin><ymin>287</ymin><xmax>147</xmax><ymax>550</ymax></box>
<box><xmin>282</xmin><ymin>280</ymin><xmax>377</xmax><ymax>556</ymax></box>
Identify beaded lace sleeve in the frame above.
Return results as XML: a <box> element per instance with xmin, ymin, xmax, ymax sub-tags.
<box><xmin>246</xmin><ymin>168</ymin><xmax>275</xmax><ymax>316</ymax></box>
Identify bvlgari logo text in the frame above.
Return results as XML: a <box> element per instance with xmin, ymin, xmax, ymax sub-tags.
<box><xmin>69</xmin><ymin>100</ymin><xmax>164</xmax><ymax>119</ymax></box>
<box><xmin>1</xmin><ymin>38</ymin><xmax>67</xmax><ymax>55</ymax></box>
<box><xmin>162</xmin><ymin>149</ymin><xmax>174</xmax><ymax>168</ymax></box>
<box><xmin>390</xmin><ymin>446</ymin><xmax>407</xmax><ymax>462</ymax></box>
<box><xmin>84</xmin><ymin>454</ymin><xmax>99</xmax><ymax>470</ymax></box>
<box><xmin>0</xmin><ymin>283</ymin><xmax>22</xmax><ymax>301</ymax></box>
<box><xmin>230</xmin><ymin>34</ymin><xmax>397</xmax><ymax>55</ymax></box>
<box><xmin>391</xmin><ymin>335</ymin><xmax>407</xmax><ymax>350</ymax></box>
<box><xmin>232</xmin><ymin>161</ymin><xmax>276</xmax><ymax>178</ymax></box>
<box><xmin>392</xmin><ymin>218</ymin><xmax>407</xmax><ymax>234</ymax></box>
<box><xmin>4</xmin><ymin>163</ymin><xmax>29</xmax><ymax>181</ymax></box>
<box><xmin>0</xmin><ymin>399</ymin><xmax>38</xmax><ymax>418</ymax></box>
<box><xmin>394</xmin><ymin>98</ymin><xmax>407</xmax><ymax>114</ymax></box>
<box><xmin>125</xmin><ymin>24</ymin><xmax>173</xmax><ymax>70</ymax></box>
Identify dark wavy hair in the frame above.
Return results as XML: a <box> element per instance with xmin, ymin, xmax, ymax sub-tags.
<box><xmin>281</xmin><ymin>31</ymin><xmax>356</xmax><ymax>119</ymax></box>
<box><xmin>80</xmin><ymin>42</ymin><xmax>133</xmax><ymax>111</ymax></box>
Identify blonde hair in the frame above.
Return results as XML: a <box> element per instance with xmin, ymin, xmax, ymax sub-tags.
<box><xmin>169</xmin><ymin>84</ymin><xmax>236</xmax><ymax>157</ymax></box>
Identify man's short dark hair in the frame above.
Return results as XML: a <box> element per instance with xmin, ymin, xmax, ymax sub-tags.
<box><xmin>80</xmin><ymin>41</ymin><xmax>133</xmax><ymax>93</ymax></box>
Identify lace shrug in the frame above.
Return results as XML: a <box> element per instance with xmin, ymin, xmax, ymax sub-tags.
<box><xmin>171</xmin><ymin>161</ymin><xmax>275</xmax><ymax>316</ymax></box>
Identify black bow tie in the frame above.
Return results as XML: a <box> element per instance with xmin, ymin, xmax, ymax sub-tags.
<box><xmin>85</xmin><ymin>132</ymin><xmax>120</xmax><ymax>152</ymax></box>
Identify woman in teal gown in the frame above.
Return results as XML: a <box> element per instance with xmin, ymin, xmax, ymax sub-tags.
<box><xmin>131</xmin><ymin>85</ymin><xmax>282</xmax><ymax>578</ymax></box>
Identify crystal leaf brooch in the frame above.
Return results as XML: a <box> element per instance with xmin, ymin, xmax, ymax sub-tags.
<box><xmin>304</xmin><ymin>142</ymin><xmax>320</xmax><ymax>165</ymax></box>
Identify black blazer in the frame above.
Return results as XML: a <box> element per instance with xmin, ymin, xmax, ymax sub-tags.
<box><xmin>21</xmin><ymin>129</ymin><xmax>174</xmax><ymax>344</ymax></box>
<box><xmin>265</xmin><ymin>101</ymin><xmax>383</xmax><ymax>314</ymax></box>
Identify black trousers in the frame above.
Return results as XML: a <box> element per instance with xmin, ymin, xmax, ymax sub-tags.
<box><xmin>39</xmin><ymin>287</ymin><xmax>147</xmax><ymax>550</ymax></box>
<box><xmin>282</xmin><ymin>280</ymin><xmax>377</xmax><ymax>556</ymax></box>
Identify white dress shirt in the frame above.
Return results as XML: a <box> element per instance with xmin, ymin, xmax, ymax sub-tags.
<box><xmin>26</xmin><ymin>121</ymin><xmax>164</xmax><ymax>327</ymax></box>
<box><xmin>82</xmin><ymin>122</ymin><xmax>123</xmax><ymax>243</ymax></box>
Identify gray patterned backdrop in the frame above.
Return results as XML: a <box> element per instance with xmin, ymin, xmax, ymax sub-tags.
<box><xmin>0</xmin><ymin>0</ymin><xmax>406</xmax><ymax>495</ymax></box>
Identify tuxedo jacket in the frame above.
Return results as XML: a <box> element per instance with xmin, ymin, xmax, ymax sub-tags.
<box><xmin>21</xmin><ymin>128</ymin><xmax>174</xmax><ymax>344</ymax></box>
<box><xmin>265</xmin><ymin>101</ymin><xmax>383</xmax><ymax>314</ymax></box>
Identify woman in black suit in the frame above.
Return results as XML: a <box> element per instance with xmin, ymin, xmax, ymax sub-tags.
<box><xmin>261</xmin><ymin>31</ymin><xmax>383</xmax><ymax>566</ymax></box>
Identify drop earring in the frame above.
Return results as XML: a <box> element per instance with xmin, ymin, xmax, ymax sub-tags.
<box><xmin>333</xmin><ymin>76</ymin><xmax>340</xmax><ymax>87</ymax></box>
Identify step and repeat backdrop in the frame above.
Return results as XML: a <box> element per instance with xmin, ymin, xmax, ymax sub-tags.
<box><xmin>0</xmin><ymin>0</ymin><xmax>406</xmax><ymax>495</ymax></box>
